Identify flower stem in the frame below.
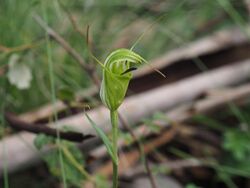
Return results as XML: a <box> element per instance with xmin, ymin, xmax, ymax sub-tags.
<box><xmin>110</xmin><ymin>110</ymin><xmax>119</xmax><ymax>188</ymax></box>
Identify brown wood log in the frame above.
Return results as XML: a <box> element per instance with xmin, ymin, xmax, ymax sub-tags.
<box><xmin>0</xmin><ymin>59</ymin><xmax>250</xmax><ymax>175</ymax></box>
<box><xmin>17</xmin><ymin>27</ymin><xmax>249</xmax><ymax>124</ymax></box>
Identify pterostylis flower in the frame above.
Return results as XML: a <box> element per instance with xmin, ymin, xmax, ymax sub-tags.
<box><xmin>100</xmin><ymin>48</ymin><xmax>146</xmax><ymax>111</ymax></box>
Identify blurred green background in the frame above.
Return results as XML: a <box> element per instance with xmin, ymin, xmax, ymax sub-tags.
<box><xmin>0</xmin><ymin>0</ymin><xmax>247</xmax><ymax>112</ymax></box>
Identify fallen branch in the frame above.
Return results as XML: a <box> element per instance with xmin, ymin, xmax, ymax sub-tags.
<box><xmin>18</xmin><ymin>86</ymin><xmax>98</xmax><ymax>123</ymax></box>
<box><xmin>1</xmin><ymin>60</ymin><xmax>250</xmax><ymax>175</ymax></box>
<box><xmin>57</xmin><ymin>59</ymin><xmax>250</xmax><ymax>135</ymax></box>
<box><xmin>134</xmin><ymin>27</ymin><xmax>249</xmax><ymax>78</ymax></box>
<box><xmin>5</xmin><ymin>112</ymin><xmax>94</xmax><ymax>142</ymax></box>
<box><xmin>93</xmin><ymin>83</ymin><xmax>250</xmax><ymax>177</ymax></box>
<box><xmin>18</xmin><ymin>26</ymin><xmax>249</xmax><ymax>123</ymax></box>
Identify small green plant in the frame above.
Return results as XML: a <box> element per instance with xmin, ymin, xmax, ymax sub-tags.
<box><xmin>86</xmin><ymin>49</ymin><xmax>151</xmax><ymax>188</ymax></box>
<box><xmin>193</xmin><ymin>112</ymin><xmax>250</xmax><ymax>187</ymax></box>
<box><xmin>34</xmin><ymin>133</ymin><xmax>89</xmax><ymax>187</ymax></box>
<box><xmin>85</xmin><ymin>18</ymin><xmax>166</xmax><ymax>187</ymax></box>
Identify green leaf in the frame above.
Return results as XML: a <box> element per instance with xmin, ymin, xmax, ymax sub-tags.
<box><xmin>34</xmin><ymin>134</ymin><xmax>87</xmax><ymax>186</ymax></box>
<box><xmin>223</xmin><ymin>130</ymin><xmax>250</xmax><ymax>161</ymax></box>
<box><xmin>85</xmin><ymin>113</ymin><xmax>117</xmax><ymax>164</ymax></box>
<box><xmin>119</xmin><ymin>132</ymin><xmax>133</xmax><ymax>145</ymax></box>
<box><xmin>34</xmin><ymin>134</ymin><xmax>55</xmax><ymax>150</ymax></box>
<box><xmin>151</xmin><ymin>164</ymin><xmax>170</xmax><ymax>174</ymax></box>
<box><xmin>56</xmin><ymin>87</ymin><xmax>75</xmax><ymax>102</ymax></box>
<box><xmin>192</xmin><ymin>115</ymin><xmax>226</xmax><ymax>131</ymax></box>
<box><xmin>45</xmin><ymin>148</ymin><xmax>84</xmax><ymax>186</ymax></box>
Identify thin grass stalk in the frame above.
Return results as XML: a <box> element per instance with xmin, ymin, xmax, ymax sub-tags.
<box><xmin>41</xmin><ymin>1</ymin><xmax>67</xmax><ymax>187</ymax></box>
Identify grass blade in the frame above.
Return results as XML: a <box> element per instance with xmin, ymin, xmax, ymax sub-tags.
<box><xmin>85</xmin><ymin>113</ymin><xmax>117</xmax><ymax>164</ymax></box>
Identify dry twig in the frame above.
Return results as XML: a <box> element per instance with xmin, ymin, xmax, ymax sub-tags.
<box><xmin>5</xmin><ymin>112</ymin><xmax>94</xmax><ymax>142</ymax></box>
<box><xmin>33</xmin><ymin>14</ymin><xmax>100</xmax><ymax>86</ymax></box>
